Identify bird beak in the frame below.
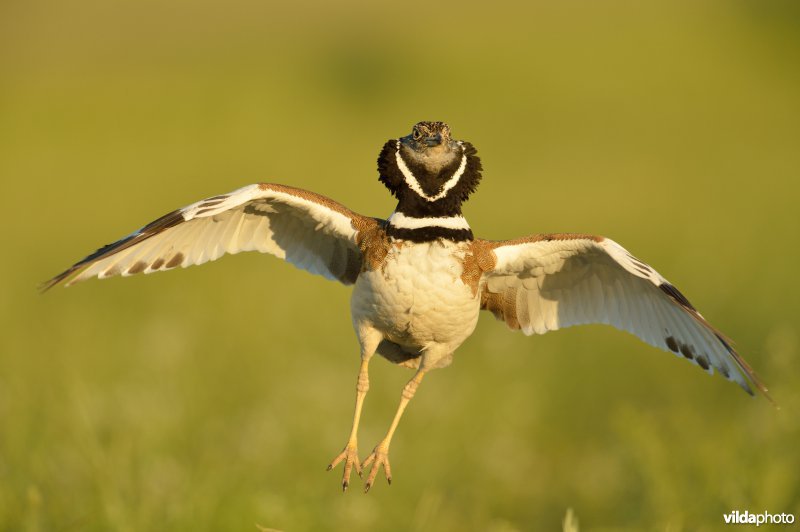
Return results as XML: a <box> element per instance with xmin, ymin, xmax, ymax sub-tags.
<box><xmin>424</xmin><ymin>134</ymin><xmax>442</xmax><ymax>147</ymax></box>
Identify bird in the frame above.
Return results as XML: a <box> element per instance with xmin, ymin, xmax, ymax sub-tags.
<box><xmin>45</xmin><ymin>121</ymin><xmax>770</xmax><ymax>492</ymax></box>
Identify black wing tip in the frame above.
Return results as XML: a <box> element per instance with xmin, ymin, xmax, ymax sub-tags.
<box><xmin>39</xmin><ymin>272</ymin><xmax>70</xmax><ymax>293</ymax></box>
<box><xmin>38</xmin><ymin>236</ymin><xmax>137</xmax><ymax>294</ymax></box>
<box><xmin>40</xmin><ymin>208</ymin><xmax>186</xmax><ymax>294</ymax></box>
<box><xmin>658</xmin><ymin>282</ymin><xmax>697</xmax><ymax>312</ymax></box>
<box><xmin>715</xmin><ymin>333</ymin><xmax>778</xmax><ymax>408</ymax></box>
<box><xmin>663</xmin><ymin>295</ymin><xmax>777</xmax><ymax>407</ymax></box>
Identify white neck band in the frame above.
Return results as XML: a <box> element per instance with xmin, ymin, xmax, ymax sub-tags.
<box><xmin>395</xmin><ymin>141</ymin><xmax>467</xmax><ymax>202</ymax></box>
<box><xmin>387</xmin><ymin>211</ymin><xmax>471</xmax><ymax>231</ymax></box>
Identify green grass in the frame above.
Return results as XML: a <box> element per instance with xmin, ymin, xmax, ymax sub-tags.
<box><xmin>2</xmin><ymin>1</ymin><xmax>799</xmax><ymax>530</ymax></box>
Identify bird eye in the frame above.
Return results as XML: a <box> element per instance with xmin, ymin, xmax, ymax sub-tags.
<box><xmin>412</xmin><ymin>128</ymin><xmax>422</xmax><ymax>141</ymax></box>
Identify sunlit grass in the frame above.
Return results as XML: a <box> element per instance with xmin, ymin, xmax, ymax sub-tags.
<box><xmin>1</xmin><ymin>1</ymin><xmax>799</xmax><ymax>530</ymax></box>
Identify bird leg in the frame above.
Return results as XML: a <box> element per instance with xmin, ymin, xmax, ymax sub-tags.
<box><xmin>362</xmin><ymin>367</ymin><xmax>426</xmax><ymax>492</ymax></box>
<box><xmin>327</xmin><ymin>355</ymin><xmax>372</xmax><ymax>491</ymax></box>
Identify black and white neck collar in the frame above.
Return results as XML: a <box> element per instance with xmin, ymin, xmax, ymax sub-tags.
<box><xmin>377</xmin><ymin>138</ymin><xmax>483</xmax><ymax>221</ymax></box>
<box><xmin>385</xmin><ymin>211</ymin><xmax>473</xmax><ymax>242</ymax></box>
<box><xmin>395</xmin><ymin>141</ymin><xmax>468</xmax><ymax>203</ymax></box>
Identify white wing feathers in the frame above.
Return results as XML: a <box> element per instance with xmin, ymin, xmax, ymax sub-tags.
<box><xmin>44</xmin><ymin>183</ymin><xmax>380</xmax><ymax>289</ymax></box>
<box><xmin>47</xmin><ymin>193</ymin><xmax>768</xmax><ymax>401</ymax></box>
<box><xmin>480</xmin><ymin>234</ymin><xmax>769</xmax><ymax>399</ymax></box>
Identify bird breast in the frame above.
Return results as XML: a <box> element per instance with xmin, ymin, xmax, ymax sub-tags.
<box><xmin>351</xmin><ymin>239</ymin><xmax>481</xmax><ymax>351</ymax></box>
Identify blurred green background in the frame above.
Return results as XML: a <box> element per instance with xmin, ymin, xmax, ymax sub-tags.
<box><xmin>2</xmin><ymin>0</ymin><xmax>799</xmax><ymax>530</ymax></box>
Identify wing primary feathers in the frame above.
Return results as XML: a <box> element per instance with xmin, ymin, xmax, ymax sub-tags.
<box><xmin>482</xmin><ymin>234</ymin><xmax>774</xmax><ymax>406</ymax></box>
<box><xmin>713</xmin><ymin>331</ymin><xmax>775</xmax><ymax>405</ymax></box>
<box><xmin>40</xmin><ymin>209</ymin><xmax>185</xmax><ymax>292</ymax></box>
<box><xmin>659</xmin><ymin>282</ymin><xmax>697</xmax><ymax>312</ymax></box>
<box><xmin>43</xmin><ymin>183</ymin><xmax>381</xmax><ymax>291</ymax></box>
<box><xmin>659</xmin><ymin>279</ymin><xmax>774</xmax><ymax>404</ymax></box>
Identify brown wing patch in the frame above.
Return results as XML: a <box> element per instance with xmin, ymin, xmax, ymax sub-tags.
<box><xmin>665</xmin><ymin>336</ymin><xmax>679</xmax><ymax>353</ymax></box>
<box><xmin>486</xmin><ymin>233</ymin><xmax>604</xmax><ymax>248</ymax></box>
<box><xmin>258</xmin><ymin>183</ymin><xmax>365</xmax><ymax>221</ymax></box>
<box><xmin>355</xmin><ymin>222</ymin><xmax>392</xmax><ymax>272</ymax></box>
<box><xmin>259</xmin><ymin>182</ymin><xmax>382</xmax><ymax>282</ymax></box>
<box><xmin>466</xmin><ymin>238</ymin><xmax>524</xmax><ymax>327</ymax></box>
<box><xmin>480</xmin><ymin>288</ymin><xmax>521</xmax><ymax>330</ymax></box>
<box><xmin>127</xmin><ymin>261</ymin><xmax>148</xmax><ymax>275</ymax></box>
<box><xmin>475</xmin><ymin>235</ymin><xmax>599</xmax><ymax>327</ymax></box>
<box><xmin>165</xmin><ymin>252</ymin><xmax>184</xmax><ymax>269</ymax></box>
<box><xmin>461</xmin><ymin>239</ymin><xmax>497</xmax><ymax>296</ymax></box>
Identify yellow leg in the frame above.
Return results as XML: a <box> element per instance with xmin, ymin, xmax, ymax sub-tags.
<box><xmin>327</xmin><ymin>356</ymin><xmax>372</xmax><ymax>491</ymax></box>
<box><xmin>362</xmin><ymin>368</ymin><xmax>427</xmax><ymax>492</ymax></box>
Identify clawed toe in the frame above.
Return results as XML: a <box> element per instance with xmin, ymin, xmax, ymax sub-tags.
<box><xmin>362</xmin><ymin>446</ymin><xmax>392</xmax><ymax>492</ymax></box>
<box><xmin>327</xmin><ymin>444</ymin><xmax>362</xmax><ymax>491</ymax></box>
<box><xmin>327</xmin><ymin>442</ymin><xmax>394</xmax><ymax>492</ymax></box>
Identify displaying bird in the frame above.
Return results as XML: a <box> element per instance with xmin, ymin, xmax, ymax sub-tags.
<box><xmin>45</xmin><ymin>121</ymin><xmax>770</xmax><ymax>492</ymax></box>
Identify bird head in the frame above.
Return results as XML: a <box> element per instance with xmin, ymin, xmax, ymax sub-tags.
<box><xmin>378</xmin><ymin>121</ymin><xmax>482</xmax><ymax>216</ymax></box>
<box><xmin>404</xmin><ymin>121</ymin><xmax>456</xmax><ymax>156</ymax></box>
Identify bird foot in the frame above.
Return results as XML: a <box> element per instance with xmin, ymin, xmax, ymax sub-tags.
<box><xmin>362</xmin><ymin>444</ymin><xmax>392</xmax><ymax>492</ymax></box>
<box><xmin>327</xmin><ymin>443</ymin><xmax>362</xmax><ymax>491</ymax></box>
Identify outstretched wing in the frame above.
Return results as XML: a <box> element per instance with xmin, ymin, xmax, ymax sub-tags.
<box><xmin>44</xmin><ymin>183</ymin><xmax>382</xmax><ymax>290</ymax></box>
<box><xmin>477</xmin><ymin>234</ymin><xmax>769</xmax><ymax>399</ymax></box>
